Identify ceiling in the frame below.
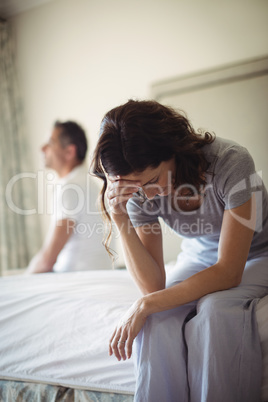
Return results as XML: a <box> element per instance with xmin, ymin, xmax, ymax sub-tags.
<box><xmin>0</xmin><ymin>0</ymin><xmax>55</xmax><ymax>19</ymax></box>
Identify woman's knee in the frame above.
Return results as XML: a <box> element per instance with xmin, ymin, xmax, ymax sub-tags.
<box><xmin>140</xmin><ymin>305</ymin><xmax>196</xmax><ymax>342</ymax></box>
<box><xmin>197</xmin><ymin>291</ymin><xmax>233</xmax><ymax>318</ymax></box>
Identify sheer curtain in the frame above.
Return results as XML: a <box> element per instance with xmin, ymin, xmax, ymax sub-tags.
<box><xmin>0</xmin><ymin>20</ymin><xmax>41</xmax><ymax>275</ymax></box>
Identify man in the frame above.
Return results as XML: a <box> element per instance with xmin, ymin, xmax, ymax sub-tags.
<box><xmin>26</xmin><ymin>121</ymin><xmax>111</xmax><ymax>273</ymax></box>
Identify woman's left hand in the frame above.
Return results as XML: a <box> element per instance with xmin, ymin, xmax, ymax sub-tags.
<box><xmin>109</xmin><ymin>298</ymin><xmax>148</xmax><ymax>361</ymax></box>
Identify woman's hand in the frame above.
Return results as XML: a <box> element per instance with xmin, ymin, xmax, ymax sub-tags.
<box><xmin>107</xmin><ymin>176</ymin><xmax>140</xmax><ymax>220</ymax></box>
<box><xmin>109</xmin><ymin>298</ymin><xmax>148</xmax><ymax>361</ymax></box>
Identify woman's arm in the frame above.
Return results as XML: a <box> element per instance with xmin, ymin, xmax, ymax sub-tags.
<box><xmin>107</xmin><ymin>177</ymin><xmax>166</xmax><ymax>294</ymax></box>
<box><xmin>119</xmin><ymin>218</ymin><xmax>166</xmax><ymax>294</ymax></box>
<box><xmin>109</xmin><ymin>195</ymin><xmax>256</xmax><ymax>360</ymax></box>
<box><xmin>144</xmin><ymin>194</ymin><xmax>256</xmax><ymax>312</ymax></box>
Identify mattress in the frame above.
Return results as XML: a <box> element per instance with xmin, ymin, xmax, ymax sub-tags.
<box><xmin>0</xmin><ymin>270</ymin><xmax>267</xmax><ymax>400</ymax></box>
<box><xmin>0</xmin><ymin>270</ymin><xmax>139</xmax><ymax>395</ymax></box>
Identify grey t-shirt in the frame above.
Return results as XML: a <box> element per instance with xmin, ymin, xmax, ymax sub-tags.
<box><xmin>127</xmin><ymin>137</ymin><xmax>268</xmax><ymax>266</ymax></box>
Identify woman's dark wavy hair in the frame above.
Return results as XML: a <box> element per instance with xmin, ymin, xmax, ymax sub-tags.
<box><xmin>91</xmin><ymin>99</ymin><xmax>215</xmax><ymax>257</ymax></box>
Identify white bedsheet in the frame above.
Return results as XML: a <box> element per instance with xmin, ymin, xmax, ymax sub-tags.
<box><xmin>0</xmin><ymin>270</ymin><xmax>140</xmax><ymax>394</ymax></box>
<box><xmin>0</xmin><ymin>270</ymin><xmax>267</xmax><ymax>399</ymax></box>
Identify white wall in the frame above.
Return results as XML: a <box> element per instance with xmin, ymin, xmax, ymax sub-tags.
<box><xmin>11</xmin><ymin>0</ymin><xmax>268</xmax><ymax>264</ymax></box>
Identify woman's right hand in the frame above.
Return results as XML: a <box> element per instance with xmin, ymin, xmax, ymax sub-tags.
<box><xmin>107</xmin><ymin>176</ymin><xmax>141</xmax><ymax>222</ymax></box>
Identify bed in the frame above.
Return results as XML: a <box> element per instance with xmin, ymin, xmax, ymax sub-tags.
<box><xmin>0</xmin><ymin>269</ymin><xmax>267</xmax><ymax>402</ymax></box>
<box><xmin>0</xmin><ymin>270</ymin><xmax>138</xmax><ymax>401</ymax></box>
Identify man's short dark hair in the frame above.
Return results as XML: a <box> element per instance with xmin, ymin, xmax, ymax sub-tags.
<box><xmin>54</xmin><ymin>121</ymin><xmax>88</xmax><ymax>162</ymax></box>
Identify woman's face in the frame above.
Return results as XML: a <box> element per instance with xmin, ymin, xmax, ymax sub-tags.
<box><xmin>119</xmin><ymin>158</ymin><xmax>176</xmax><ymax>200</ymax></box>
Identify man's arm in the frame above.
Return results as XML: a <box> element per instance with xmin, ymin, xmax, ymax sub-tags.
<box><xmin>26</xmin><ymin>219</ymin><xmax>75</xmax><ymax>274</ymax></box>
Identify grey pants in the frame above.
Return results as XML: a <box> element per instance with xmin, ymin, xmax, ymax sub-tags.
<box><xmin>133</xmin><ymin>253</ymin><xmax>268</xmax><ymax>402</ymax></box>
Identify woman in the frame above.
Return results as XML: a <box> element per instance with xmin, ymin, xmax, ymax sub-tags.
<box><xmin>92</xmin><ymin>99</ymin><xmax>268</xmax><ymax>402</ymax></box>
